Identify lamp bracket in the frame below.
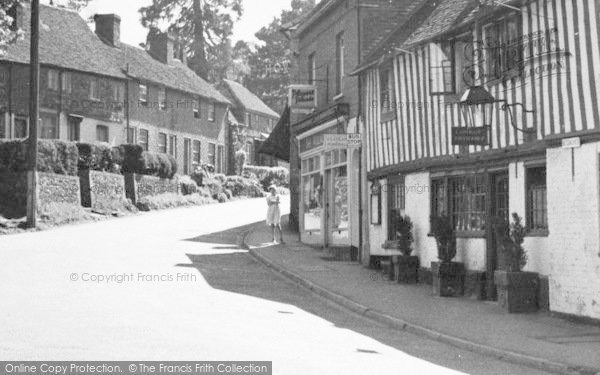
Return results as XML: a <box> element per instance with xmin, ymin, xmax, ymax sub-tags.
<box><xmin>497</xmin><ymin>100</ymin><xmax>537</xmax><ymax>134</ymax></box>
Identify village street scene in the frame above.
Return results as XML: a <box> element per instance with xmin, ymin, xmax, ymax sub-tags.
<box><xmin>1</xmin><ymin>0</ymin><xmax>600</xmax><ymax>374</ymax></box>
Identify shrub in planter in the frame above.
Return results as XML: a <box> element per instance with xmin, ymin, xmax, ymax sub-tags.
<box><xmin>430</xmin><ymin>216</ymin><xmax>465</xmax><ymax>297</ymax></box>
<box><xmin>390</xmin><ymin>214</ymin><xmax>419</xmax><ymax>284</ymax></box>
<box><xmin>493</xmin><ymin>214</ymin><xmax>539</xmax><ymax>313</ymax></box>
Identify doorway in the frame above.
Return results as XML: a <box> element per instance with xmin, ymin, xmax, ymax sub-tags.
<box><xmin>324</xmin><ymin>165</ymin><xmax>349</xmax><ymax>247</ymax></box>
<box><xmin>486</xmin><ymin>171</ymin><xmax>509</xmax><ymax>300</ymax></box>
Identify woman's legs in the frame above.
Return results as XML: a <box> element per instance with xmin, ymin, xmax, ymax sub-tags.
<box><xmin>271</xmin><ymin>224</ymin><xmax>276</xmax><ymax>242</ymax></box>
<box><xmin>276</xmin><ymin>224</ymin><xmax>284</xmax><ymax>243</ymax></box>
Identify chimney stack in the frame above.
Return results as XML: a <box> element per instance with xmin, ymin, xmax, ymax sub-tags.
<box><xmin>147</xmin><ymin>28</ymin><xmax>175</xmax><ymax>65</ymax></box>
<box><xmin>94</xmin><ymin>14</ymin><xmax>121</xmax><ymax>48</ymax></box>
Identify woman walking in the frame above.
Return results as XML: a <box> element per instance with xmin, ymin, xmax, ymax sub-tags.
<box><xmin>266</xmin><ymin>185</ymin><xmax>285</xmax><ymax>244</ymax></box>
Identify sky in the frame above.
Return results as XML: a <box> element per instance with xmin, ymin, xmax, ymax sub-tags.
<box><xmin>71</xmin><ymin>0</ymin><xmax>292</xmax><ymax>47</ymax></box>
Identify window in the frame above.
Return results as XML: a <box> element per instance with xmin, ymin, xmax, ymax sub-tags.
<box><xmin>14</xmin><ymin>117</ymin><xmax>27</xmax><ymax>138</ymax></box>
<box><xmin>158</xmin><ymin>133</ymin><xmax>167</xmax><ymax>153</ymax></box>
<box><xmin>307</xmin><ymin>52</ymin><xmax>316</xmax><ymax>85</ymax></box>
<box><xmin>268</xmin><ymin>118</ymin><xmax>274</xmax><ymax>130</ymax></box>
<box><xmin>245</xmin><ymin>141</ymin><xmax>254</xmax><ymax>163</ymax></box>
<box><xmin>62</xmin><ymin>72</ymin><xmax>72</xmax><ymax>94</ymax></box>
<box><xmin>139</xmin><ymin>84</ymin><xmax>148</xmax><ymax>106</ymax></box>
<box><xmin>47</xmin><ymin>69</ymin><xmax>60</xmax><ymax>91</ymax></box>
<box><xmin>484</xmin><ymin>16</ymin><xmax>523</xmax><ymax>80</ymax></box>
<box><xmin>67</xmin><ymin>116</ymin><xmax>80</xmax><ymax>141</ymax></box>
<box><xmin>89</xmin><ymin>78</ymin><xmax>100</xmax><ymax>100</ymax></box>
<box><xmin>246</xmin><ymin>112</ymin><xmax>252</xmax><ymax>127</ymax></box>
<box><xmin>194</xmin><ymin>99</ymin><xmax>201</xmax><ymax>119</ymax></box>
<box><xmin>431</xmin><ymin>174</ymin><xmax>486</xmax><ymax>233</ymax></box>
<box><xmin>526</xmin><ymin>166</ymin><xmax>548</xmax><ymax>232</ymax></box>
<box><xmin>95</xmin><ymin>125</ymin><xmax>109</xmax><ymax>143</ymax></box>
<box><xmin>217</xmin><ymin>145</ymin><xmax>224</xmax><ymax>173</ymax></box>
<box><xmin>302</xmin><ymin>172</ymin><xmax>322</xmax><ymax>232</ymax></box>
<box><xmin>39</xmin><ymin>113</ymin><xmax>58</xmax><ymax>139</ymax></box>
<box><xmin>169</xmin><ymin>135</ymin><xmax>177</xmax><ymax>157</ymax></box>
<box><xmin>208</xmin><ymin>143</ymin><xmax>216</xmax><ymax>166</ymax></box>
<box><xmin>388</xmin><ymin>177</ymin><xmax>406</xmax><ymax>240</ymax></box>
<box><xmin>192</xmin><ymin>140</ymin><xmax>201</xmax><ymax>168</ymax></box>
<box><xmin>207</xmin><ymin>102</ymin><xmax>215</xmax><ymax>122</ymax></box>
<box><xmin>336</xmin><ymin>31</ymin><xmax>345</xmax><ymax>95</ymax></box>
<box><xmin>158</xmin><ymin>87</ymin><xmax>167</xmax><ymax>111</ymax></box>
<box><xmin>379</xmin><ymin>66</ymin><xmax>395</xmax><ymax>114</ymax></box>
<box><xmin>113</xmin><ymin>82</ymin><xmax>124</xmax><ymax>103</ymax></box>
<box><xmin>127</xmin><ymin>127</ymin><xmax>137</xmax><ymax>144</ymax></box>
<box><xmin>138</xmin><ymin>129</ymin><xmax>149</xmax><ymax>151</ymax></box>
<box><xmin>429</xmin><ymin>41</ymin><xmax>455</xmax><ymax>94</ymax></box>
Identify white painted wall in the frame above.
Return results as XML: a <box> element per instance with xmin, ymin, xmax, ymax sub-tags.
<box><xmin>547</xmin><ymin>143</ymin><xmax>600</xmax><ymax>319</ymax></box>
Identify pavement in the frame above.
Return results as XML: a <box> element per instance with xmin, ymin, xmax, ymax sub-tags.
<box><xmin>244</xmin><ymin>216</ymin><xmax>600</xmax><ymax>375</ymax></box>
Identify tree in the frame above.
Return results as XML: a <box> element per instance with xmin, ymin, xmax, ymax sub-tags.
<box><xmin>242</xmin><ymin>0</ymin><xmax>316</xmax><ymax>113</ymax></box>
<box><xmin>139</xmin><ymin>0</ymin><xmax>243</xmax><ymax>81</ymax></box>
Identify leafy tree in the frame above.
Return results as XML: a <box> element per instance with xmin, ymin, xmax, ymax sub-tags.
<box><xmin>139</xmin><ymin>0</ymin><xmax>243</xmax><ymax>81</ymax></box>
<box><xmin>241</xmin><ymin>0</ymin><xmax>316</xmax><ymax>113</ymax></box>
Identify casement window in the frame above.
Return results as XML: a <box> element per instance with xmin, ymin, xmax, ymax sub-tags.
<box><xmin>96</xmin><ymin>125</ymin><xmax>109</xmax><ymax>143</ymax></box>
<box><xmin>207</xmin><ymin>102</ymin><xmax>215</xmax><ymax>122</ymax></box>
<box><xmin>138</xmin><ymin>129</ymin><xmax>149</xmax><ymax>151</ymax></box>
<box><xmin>429</xmin><ymin>41</ymin><xmax>455</xmax><ymax>94</ymax></box>
<box><xmin>526</xmin><ymin>166</ymin><xmax>548</xmax><ymax>232</ymax></box>
<box><xmin>388</xmin><ymin>176</ymin><xmax>406</xmax><ymax>240</ymax></box>
<box><xmin>62</xmin><ymin>72</ymin><xmax>72</xmax><ymax>94</ymax></box>
<box><xmin>336</xmin><ymin>31</ymin><xmax>345</xmax><ymax>95</ymax></box>
<box><xmin>39</xmin><ymin>113</ymin><xmax>58</xmax><ymax>139</ymax></box>
<box><xmin>89</xmin><ymin>78</ymin><xmax>100</xmax><ymax>100</ymax></box>
<box><xmin>307</xmin><ymin>52</ymin><xmax>316</xmax><ymax>85</ymax></box>
<box><xmin>127</xmin><ymin>127</ymin><xmax>137</xmax><ymax>144</ymax></box>
<box><xmin>47</xmin><ymin>69</ymin><xmax>60</xmax><ymax>91</ymax></box>
<box><xmin>193</xmin><ymin>99</ymin><xmax>201</xmax><ymax>119</ymax></box>
<box><xmin>112</xmin><ymin>82</ymin><xmax>124</xmax><ymax>103</ymax></box>
<box><xmin>246</xmin><ymin>112</ymin><xmax>252</xmax><ymax>127</ymax></box>
<box><xmin>169</xmin><ymin>135</ymin><xmax>178</xmax><ymax>157</ymax></box>
<box><xmin>208</xmin><ymin>142</ymin><xmax>216</xmax><ymax>166</ymax></box>
<box><xmin>431</xmin><ymin>174</ymin><xmax>486</xmax><ymax>233</ymax></box>
<box><xmin>192</xmin><ymin>140</ymin><xmax>201</xmax><ymax>167</ymax></box>
<box><xmin>484</xmin><ymin>15</ymin><xmax>523</xmax><ymax>80</ymax></box>
<box><xmin>14</xmin><ymin>117</ymin><xmax>28</xmax><ymax>138</ymax></box>
<box><xmin>139</xmin><ymin>84</ymin><xmax>148</xmax><ymax>106</ymax></box>
<box><xmin>379</xmin><ymin>66</ymin><xmax>395</xmax><ymax>116</ymax></box>
<box><xmin>158</xmin><ymin>133</ymin><xmax>167</xmax><ymax>153</ymax></box>
<box><xmin>158</xmin><ymin>87</ymin><xmax>167</xmax><ymax>111</ymax></box>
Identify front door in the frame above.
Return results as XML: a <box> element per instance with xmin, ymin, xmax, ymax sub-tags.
<box><xmin>324</xmin><ymin>165</ymin><xmax>349</xmax><ymax>247</ymax></box>
<box><xmin>486</xmin><ymin>172</ymin><xmax>510</xmax><ymax>300</ymax></box>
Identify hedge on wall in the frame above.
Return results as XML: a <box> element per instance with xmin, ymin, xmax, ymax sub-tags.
<box><xmin>0</xmin><ymin>139</ymin><xmax>78</xmax><ymax>176</ymax></box>
<box><xmin>243</xmin><ymin>165</ymin><xmax>290</xmax><ymax>190</ymax></box>
<box><xmin>224</xmin><ymin>176</ymin><xmax>265</xmax><ymax>198</ymax></box>
<box><xmin>77</xmin><ymin>142</ymin><xmax>122</xmax><ymax>173</ymax></box>
<box><xmin>118</xmin><ymin>144</ymin><xmax>177</xmax><ymax>179</ymax></box>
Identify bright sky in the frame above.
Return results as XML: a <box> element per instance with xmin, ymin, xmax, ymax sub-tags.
<box><xmin>70</xmin><ymin>0</ymin><xmax>292</xmax><ymax>47</ymax></box>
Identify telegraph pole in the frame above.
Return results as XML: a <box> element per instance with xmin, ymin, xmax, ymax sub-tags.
<box><xmin>26</xmin><ymin>0</ymin><xmax>40</xmax><ymax>228</ymax></box>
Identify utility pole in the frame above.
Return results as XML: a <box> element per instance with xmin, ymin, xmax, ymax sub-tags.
<box><xmin>26</xmin><ymin>0</ymin><xmax>40</xmax><ymax>228</ymax></box>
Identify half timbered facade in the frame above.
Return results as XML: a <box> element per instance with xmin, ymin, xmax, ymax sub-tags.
<box><xmin>357</xmin><ymin>0</ymin><xmax>600</xmax><ymax>320</ymax></box>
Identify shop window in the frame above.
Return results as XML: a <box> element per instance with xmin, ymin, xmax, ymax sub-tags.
<box><xmin>96</xmin><ymin>125</ymin><xmax>109</xmax><ymax>143</ymax></box>
<box><xmin>431</xmin><ymin>174</ymin><xmax>486</xmax><ymax>233</ymax></box>
<box><xmin>388</xmin><ymin>176</ymin><xmax>406</xmax><ymax>240</ymax></box>
<box><xmin>302</xmin><ymin>173</ymin><xmax>322</xmax><ymax>232</ymax></box>
<box><xmin>158</xmin><ymin>133</ymin><xmax>167</xmax><ymax>153</ymax></box>
<box><xmin>138</xmin><ymin>129</ymin><xmax>149</xmax><ymax>151</ymax></box>
<box><xmin>526</xmin><ymin>166</ymin><xmax>548</xmax><ymax>232</ymax></box>
<box><xmin>39</xmin><ymin>113</ymin><xmax>58</xmax><ymax>139</ymax></box>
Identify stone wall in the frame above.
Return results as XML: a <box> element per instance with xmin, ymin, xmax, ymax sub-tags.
<box><xmin>124</xmin><ymin>173</ymin><xmax>179</xmax><ymax>204</ymax></box>
<box><xmin>79</xmin><ymin>170</ymin><xmax>126</xmax><ymax>211</ymax></box>
<box><xmin>0</xmin><ymin>172</ymin><xmax>28</xmax><ymax>218</ymax></box>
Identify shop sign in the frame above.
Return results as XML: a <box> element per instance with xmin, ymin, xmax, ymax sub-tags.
<box><xmin>289</xmin><ymin>85</ymin><xmax>317</xmax><ymax>114</ymax></box>
<box><xmin>452</xmin><ymin>126</ymin><xmax>490</xmax><ymax>146</ymax></box>
<box><xmin>561</xmin><ymin>137</ymin><xmax>581</xmax><ymax>149</ymax></box>
<box><xmin>324</xmin><ymin>134</ymin><xmax>362</xmax><ymax>149</ymax></box>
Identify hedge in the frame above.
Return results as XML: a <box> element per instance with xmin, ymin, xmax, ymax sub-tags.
<box><xmin>76</xmin><ymin>142</ymin><xmax>122</xmax><ymax>173</ymax></box>
<box><xmin>119</xmin><ymin>144</ymin><xmax>177</xmax><ymax>179</ymax></box>
<box><xmin>224</xmin><ymin>176</ymin><xmax>265</xmax><ymax>198</ymax></box>
<box><xmin>243</xmin><ymin>165</ymin><xmax>290</xmax><ymax>190</ymax></box>
<box><xmin>0</xmin><ymin>139</ymin><xmax>78</xmax><ymax>176</ymax></box>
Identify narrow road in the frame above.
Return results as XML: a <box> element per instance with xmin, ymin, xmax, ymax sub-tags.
<box><xmin>0</xmin><ymin>197</ymin><xmax>549</xmax><ymax>374</ymax></box>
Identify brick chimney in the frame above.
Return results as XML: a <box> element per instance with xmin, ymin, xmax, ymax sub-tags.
<box><xmin>147</xmin><ymin>28</ymin><xmax>175</xmax><ymax>65</ymax></box>
<box><xmin>94</xmin><ymin>14</ymin><xmax>121</xmax><ymax>48</ymax></box>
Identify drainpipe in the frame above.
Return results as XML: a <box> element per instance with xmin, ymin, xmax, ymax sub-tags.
<box><xmin>125</xmin><ymin>64</ymin><xmax>131</xmax><ymax>143</ymax></box>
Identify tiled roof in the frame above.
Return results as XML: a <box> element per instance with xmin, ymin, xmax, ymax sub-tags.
<box><xmin>1</xmin><ymin>3</ymin><xmax>229</xmax><ymax>104</ymax></box>
<box><xmin>222</xmin><ymin>79</ymin><xmax>279</xmax><ymax>118</ymax></box>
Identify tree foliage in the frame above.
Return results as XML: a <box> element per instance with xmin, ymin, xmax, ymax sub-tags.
<box><xmin>241</xmin><ymin>0</ymin><xmax>316</xmax><ymax>113</ymax></box>
<box><xmin>139</xmin><ymin>0</ymin><xmax>243</xmax><ymax>82</ymax></box>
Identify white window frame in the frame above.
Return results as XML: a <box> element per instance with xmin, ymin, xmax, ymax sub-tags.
<box><xmin>139</xmin><ymin>84</ymin><xmax>148</xmax><ymax>106</ymax></box>
<box><xmin>208</xmin><ymin>102</ymin><xmax>215</xmax><ymax>122</ymax></box>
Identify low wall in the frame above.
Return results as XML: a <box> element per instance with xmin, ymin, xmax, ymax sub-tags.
<box><xmin>124</xmin><ymin>173</ymin><xmax>179</xmax><ymax>204</ymax></box>
<box><xmin>79</xmin><ymin>170</ymin><xmax>126</xmax><ymax>211</ymax></box>
<box><xmin>0</xmin><ymin>172</ymin><xmax>80</xmax><ymax>218</ymax></box>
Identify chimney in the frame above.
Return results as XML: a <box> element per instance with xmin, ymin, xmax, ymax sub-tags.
<box><xmin>147</xmin><ymin>28</ymin><xmax>175</xmax><ymax>65</ymax></box>
<box><xmin>8</xmin><ymin>2</ymin><xmax>24</xmax><ymax>31</ymax></box>
<box><xmin>94</xmin><ymin>14</ymin><xmax>121</xmax><ymax>48</ymax></box>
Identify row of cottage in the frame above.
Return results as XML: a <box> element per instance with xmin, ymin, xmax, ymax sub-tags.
<box><xmin>262</xmin><ymin>0</ymin><xmax>600</xmax><ymax>321</ymax></box>
<box><xmin>0</xmin><ymin>2</ymin><xmax>281</xmax><ymax>175</ymax></box>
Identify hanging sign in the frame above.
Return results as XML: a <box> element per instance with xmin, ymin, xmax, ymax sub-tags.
<box><xmin>452</xmin><ymin>126</ymin><xmax>490</xmax><ymax>146</ymax></box>
<box><xmin>289</xmin><ymin>85</ymin><xmax>317</xmax><ymax>114</ymax></box>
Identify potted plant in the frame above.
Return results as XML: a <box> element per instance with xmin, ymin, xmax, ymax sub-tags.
<box><xmin>392</xmin><ymin>214</ymin><xmax>419</xmax><ymax>283</ymax></box>
<box><xmin>493</xmin><ymin>213</ymin><xmax>539</xmax><ymax>313</ymax></box>
<box><xmin>430</xmin><ymin>216</ymin><xmax>465</xmax><ymax>297</ymax></box>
